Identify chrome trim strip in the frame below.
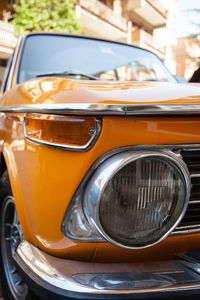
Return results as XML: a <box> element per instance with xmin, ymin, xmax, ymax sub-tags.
<box><xmin>172</xmin><ymin>228</ymin><xmax>200</xmax><ymax>236</ymax></box>
<box><xmin>173</xmin><ymin>226</ymin><xmax>200</xmax><ymax>234</ymax></box>
<box><xmin>2</xmin><ymin>103</ymin><xmax>200</xmax><ymax>115</ymax></box>
<box><xmin>186</xmin><ymin>200</ymin><xmax>200</xmax><ymax>204</ymax></box>
<box><xmin>6</xmin><ymin>37</ymin><xmax>23</xmax><ymax>91</ymax></box>
<box><xmin>24</xmin><ymin>114</ymin><xmax>102</xmax><ymax>152</ymax></box>
<box><xmin>191</xmin><ymin>174</ymin><xmax>200</xmax><ymax>178</ymax></box>
<box><xmin>13</xmin><ymin>241</ymin><xmax>200</xmax><ymax>298</ymax></box>
<box><xmin>0</xmin><ymin>104</ymin><xmax>124</xmax><ymax>115</ymax></box>
<box><xmin>176</xmin><ymin>224</ymin><xmax>200</xmax><ymax>229</ymax></box>
<box><xmin>125</xmin><ymin>104</ymin><xmax>200</xmax><ymax>115</ymax></box>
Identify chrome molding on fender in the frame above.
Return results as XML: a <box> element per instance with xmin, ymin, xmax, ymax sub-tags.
<box><xmin>1</xmin><ymin>103</ymin><xmax>200</xmax><ymax>115</ymax></box>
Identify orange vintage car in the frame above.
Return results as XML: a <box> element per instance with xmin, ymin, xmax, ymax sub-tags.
<box><xmin>0</xmin><ymin>32</ymin><xmax>200</xmax><ymax>300</ymax></box>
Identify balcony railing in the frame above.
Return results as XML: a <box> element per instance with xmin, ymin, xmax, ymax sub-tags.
<box><xmin>79</xmin><ymin>0</ymin><xmax>127</xmax><ymax>32</ymax></box>
<box><xmin>125</xmin><ymin>0</ymin><xmax>167</xmax><ymax>28</ymax></box>
<box><xmin>0</xmin><ymin>20</ymin><xmax>18</xmax><ymax>50</ymax></box>
<box><xmin>142</xmin><ymin>30</ymin><xmax>165</xmax><ymax>55</ymax></box>
<box><xmin>146</xmin><ymin>0</ymin><xmax>168</xmax><ymax>19</ymax></box>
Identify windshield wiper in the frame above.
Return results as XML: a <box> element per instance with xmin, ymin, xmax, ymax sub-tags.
<box><xmin>36</xmin><ymin>71</ymin><xmax>98</xmax><ymax>80</ymax></box>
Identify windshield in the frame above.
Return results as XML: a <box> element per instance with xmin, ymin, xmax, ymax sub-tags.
<box><xmin>17</xmin><ymin>34</ymin><xmax>176</xmax><ymax>83</ymax></box>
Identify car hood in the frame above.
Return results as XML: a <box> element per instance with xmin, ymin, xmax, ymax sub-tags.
<box><xmin>1</xmin><ymin>77</ymin><xmax>200</xmax><ymax>106</ymax></box>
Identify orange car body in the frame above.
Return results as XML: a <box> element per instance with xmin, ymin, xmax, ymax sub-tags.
<box><xmin>1</xmin><ymin>77</ymin><xmax>200</xmax><ymax>262</ymax></box>
<box><xmin>1</xmin><ymin>33</ymin><xmax>200</xmax><ymax>299</ymax></box>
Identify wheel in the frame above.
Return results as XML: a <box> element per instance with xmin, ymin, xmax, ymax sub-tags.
<box><xmin>0</xmin><ymin>171</ymin><xmax>38</xmax><ymax>300</ymax></box>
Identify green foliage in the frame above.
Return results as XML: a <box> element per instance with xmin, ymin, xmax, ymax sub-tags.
<box><xmin>12</xmin><ymin>0</ymin><xmax>81</xmax><ymax>35</ymax></box>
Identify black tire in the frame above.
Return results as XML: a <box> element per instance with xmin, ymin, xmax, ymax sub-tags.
<box><xmin>0</xmin><ymin>171</ymin><xmax>39</xmax><ymax>300</ymax></box>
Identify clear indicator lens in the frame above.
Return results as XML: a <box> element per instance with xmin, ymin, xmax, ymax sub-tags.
<box><xmin>99</xmin><ymin>157</ymin><xmax>187</xmax><ymax>248</ymax></box>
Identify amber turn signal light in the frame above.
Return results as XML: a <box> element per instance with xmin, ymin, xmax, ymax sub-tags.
<box><xmin>24</xmin><ymin>113</ymin><xmax>101</xmax><ymax>151</ymax></box>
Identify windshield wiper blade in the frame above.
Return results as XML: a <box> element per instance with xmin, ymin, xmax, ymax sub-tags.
<box><xmin>36</xmin><ymin>71</ymin><xmax>98</xmax><ymax>80</ymax></box>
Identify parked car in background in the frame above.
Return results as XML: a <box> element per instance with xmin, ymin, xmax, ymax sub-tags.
<box><xmin>1</xmin><ymin>33</ymin><xmax>200</xmax><ymax>300</ymax></box>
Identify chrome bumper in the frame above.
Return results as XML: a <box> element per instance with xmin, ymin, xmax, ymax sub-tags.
<box><xmin>14</xmin><ymin>241</ymin><xmax>200</xmax><ymax>299</ymax></box>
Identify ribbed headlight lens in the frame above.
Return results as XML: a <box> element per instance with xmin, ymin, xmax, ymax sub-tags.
<box><xmin>84</xmin><ymin>151</ymin><xmax>190</xmax><ymax>249</ymax></box>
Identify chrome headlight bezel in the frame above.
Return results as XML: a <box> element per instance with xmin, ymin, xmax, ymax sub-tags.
<box><xmin>83</xmin><ymin>150</ymin><xmax>191</xmax><ymax>249</ymax></box>
<box><xmin>62</xmin><ymin>147</ymin><xmax>191</xmax><ymax>248</ymax></box>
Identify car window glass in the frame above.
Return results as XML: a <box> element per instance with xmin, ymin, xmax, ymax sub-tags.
<box><xmin>17</xmin><ymin>35</ymin><xmax>176</xmax><ymax>83</ymax></box>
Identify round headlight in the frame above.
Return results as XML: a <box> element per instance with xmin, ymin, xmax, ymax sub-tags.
<box><xmin>83</xmin><ymin>151</ymin><xmax>190</xmax><ymax>249</ymax></box>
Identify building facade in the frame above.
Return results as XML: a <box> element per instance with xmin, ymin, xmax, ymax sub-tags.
<box><xmin>0</xmin><ymin>0</ymin><xmax>178</xmax><ymax>84</ymax></box>
<box><xmin>77</xmin><ymin>0</ymin><xmax>178</xmax><ymax>74</ymax></box>
<box><xmin>0</xmin><ymin>0</ymin><xmax>17</xmax><ymax>83</ymax></box>
<box><xmin>175</xmin><ymin>35</ymin><xmax>200</xmax><ymax>80</ymax></box>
